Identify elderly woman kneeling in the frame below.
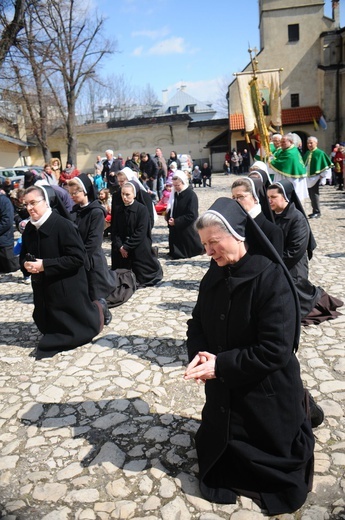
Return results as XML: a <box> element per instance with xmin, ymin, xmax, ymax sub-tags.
<box><xmin>184</xmin><ymin>197</ymin><xmax>314</xmax><ymax>515</ymax></box>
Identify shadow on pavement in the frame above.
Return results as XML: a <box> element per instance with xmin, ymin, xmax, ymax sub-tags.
<box><xmin>20</xmin><ymin>397</ymin><xmax>200</xmax><ymax>487</ymax></box>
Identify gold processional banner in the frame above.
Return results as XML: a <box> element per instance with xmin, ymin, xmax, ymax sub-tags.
<box><xmin>237</xmin><ymin>71</ymin><xmax>282</xmax><ymax>133</ymax></box>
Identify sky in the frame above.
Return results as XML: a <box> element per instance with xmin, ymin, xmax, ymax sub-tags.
<box><xmin>92</xmin><ymin>0</ymin><xmax>344</xmax><ymax>110</ymax></box>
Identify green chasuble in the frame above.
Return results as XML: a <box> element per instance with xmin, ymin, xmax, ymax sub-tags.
<box><xmin>254</xmin><ymin>143</ymin><xmax>278</xmax><ymax>162</ymax></box>
<box><xmin>303</xmin><ymin>147</ymin><xmax>332</xmax><ymax>177</ymax></box>
<box><xmin>270</xmin><ymin>145</ymin><xmax>306</xmax><ymax>178</ymax></box>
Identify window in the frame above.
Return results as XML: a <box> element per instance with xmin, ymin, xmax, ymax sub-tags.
<box><xmin>187</xmin><ymin>105</ymin><xmax>195</xmax><ymax>113</ymax></box>
<box><xmin>288</xmin><ymin>24</ymin><xmax>299</xmax><ymax>42</ymax></box>
<box><xmin>169</xmin><ymin>106</ymin><xmax>178</xmax><ymax>115</ymax></box>
<box><xmin>291</xmin><ymin>94</ymin><xmax>300</xmax><ymax>107</ymax></box>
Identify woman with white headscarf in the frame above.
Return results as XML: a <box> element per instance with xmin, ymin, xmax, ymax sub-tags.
<box><xmin>112</xmin><ymin>167</ymin><xmax>156</xmax><ymax>229</ymax></box>
<box><xmin>165</xmin><ymin>171</ymin><xmax>204</xmax><ymax>259</ymax></box>
<box><xmin>111</xmin><ymin>181</ymin><xmax>163</xmax><ymax>287</ymax></box>
<box><xmin>184</xmin><ymin>197</ymin><xmax>315</xmax><ymax>515</ymax></box>
<box><xmin>20</xmin><ymin>185</ymin><xmax>105</xmax><ymax>359</ymax></box>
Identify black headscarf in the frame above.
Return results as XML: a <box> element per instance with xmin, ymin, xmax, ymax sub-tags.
<box><xmin>248</xmin><ymin>169</ymin><xmax>271</xmax><ymax>189</ymax></box>
<box><xmin>36</xmin><ymin>183</ymin><xmax>73</xmax><ymax>221</ymax></box>
<box><xmin>246</xmin><ymin>176</ymin><xmax>275</xmax><ymax>223</ymax></box>
<box><xmin>75</xmin><ymin>173</ymin><xmax>97</xmax><ymax>202</ymax></box>
<box><xmin>270</xmin><ymin>179</ymin><xmax>317</xmax><ymax>259</ymax></box>
<box><xmin>205</xmin><ymin>197</ymin><xmax>301</xmax><ymax>352</ymax></box>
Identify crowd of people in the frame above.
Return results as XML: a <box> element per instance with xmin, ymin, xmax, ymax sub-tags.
<box><xmin>0</xmin><ymin>138</ymin><xmax>344</xmax><ymax>513</ymax></box>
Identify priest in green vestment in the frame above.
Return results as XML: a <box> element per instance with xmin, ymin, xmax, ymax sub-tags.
<box><xmin>270</xmin><ymin>133</ymin><xmax>308</xmax><ymax>201</ymax></box>
<box><xmin>303</xmin><ymin>136</ymin><xmax>332</xmax><ymax>218</ymax></box>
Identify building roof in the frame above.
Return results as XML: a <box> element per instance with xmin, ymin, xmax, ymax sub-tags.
<box><xmin>0</xmin><ymin>132</ymin><xmax>35</xmax><ymax>147</ymax></box>
<box><xmin>229</xmin><ymin>106</ymin><xmax>323</xmax><ymax>130</ymax></box>
<box><xmin>282</xmin><ymin>106</ymin><xmax>322</xmax><ymax>125</ymax></box>
<box><xmin>107</xmin><ymin>114</ymin><xmax>191</xmax><ymax>129</ymax></box>
<box><xmin>229</xmin><ymin>113</ymin><xmax>245</xmax><ymax>131</ymax></box>
<box><xmin>159</xmin><ymin>88</ymin><xmax>216</xmax><ymax>119</ymax></box>
<box><xmin>205</xmin><ymin>130</ymin><xmax>229</xmax><ymax>148</ymax></box>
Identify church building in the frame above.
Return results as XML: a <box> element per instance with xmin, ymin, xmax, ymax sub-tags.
<box><xmin>227</xmin><ymin>0</ymin><xmax>344</xmax><ymax>155</ymax></box>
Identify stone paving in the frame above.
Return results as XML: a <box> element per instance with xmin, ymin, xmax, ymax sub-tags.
<box><xmin>0</xmin><ymin>174</ymin><xmax>344</xmax><ymax>520</ymax></box>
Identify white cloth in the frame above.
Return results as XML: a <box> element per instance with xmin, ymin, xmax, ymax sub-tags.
<box><xmin>30</xmin><ymin>207</ymin><xmax>52</xmax><ymax>228</ymax></box>
<box><xmin>166</xmin><ymin>170</ymin><xmax>189</xmax><ymax>217</ymax></box>
<box><xmin>274</xmin><ymin>172</ymin><xmax>309</xmax><ymax>201</ymax></box>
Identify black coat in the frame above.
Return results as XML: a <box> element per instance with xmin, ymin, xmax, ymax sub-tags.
<box><xmin>71</xmin><ymin>200</ymin><xmax>116</xmax><ymax>301</ymax></box>
<box><xmin>102</xmin><ymin>159</ymin><xmax>121</xmax><ymax>190</ymax></box>
<box><xmin>20</xmin><ymin>211</ymin><xmax>101</xmax><ymax>351</ymax></box>
<box><xmin>125</xmin><ymin>159</ymin><xmax>140</xmax><ymax>174</ymax></box>
<box><xmin>187</xmin><ymin>252</ymin><xmax>314</xmax><ymax>515</ymax></box>
<box><xmin>111</xmin><ymin>200</ymin><xmax>162</xmax><ymax>287</ymax></box>
<box><xmin>0</xmin><ymin>194</ymin><xmax>15</xmax><ymax>248</ymax></box>
<box><xmin>0</xmin><ymin>194</ymin><xmax>19</xmax><ymax>273</ymax></box>
<box><xmin>139</xmin><ymin>155</ymin><xmax>158</xmax><ymax>179</ymax></box>
<box><xmin>201</xmin><ymin>166</ymin><xmax>212</xmax><ymax>179</ymax></box>
<box><xmin>274</xmin><ymin>202</ymin><xmax>322</xmax><ymax>317</ymax></box>
<box><xmin>111</xmin><ymin>188</ymin><xmax>155</xmax><ymax>230</ymax></box>
<box><xmin>254</xmin><ymin>211</ymin><xmax>284</xmax><ymax>257</ymax></box>
<box><xmin>166</xmin><ymin>187</ymin><xmax>203</xmax><ymax>259</ymax></box>
<box><xmin>167</xmin><ymin>157</ymin><xmax>181</xmax><ymax>170</ymax></box>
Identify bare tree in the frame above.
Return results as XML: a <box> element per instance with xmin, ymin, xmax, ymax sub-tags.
<box><xmin>139</xmin><ymin>83</ymin><xmax>159</xmax><ymax>107</ymax></box>
<box><xmin>28</xmin><ymin>0</ymin><xmax>115</xmax><ymax>164</ymax></box>
<box><xmin>4</xmin><ymin>7</ymin><xmax>60</xmax><ymax>162</ymax></box>
<box><xmin>0</xmin><ymin>0</ymin><xmax>25</xmax><ymax>68</ymax></box>
<box><xmin>77</xmin><ymin>75</ymin><xmax>160</xmax><ymax>123</ymax></box>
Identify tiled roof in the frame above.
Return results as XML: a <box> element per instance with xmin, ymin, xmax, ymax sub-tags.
<box><xmin>282</xmin><ymin>106</ymin><xmax>322</xmax><ymax>125</ymax></box>
<box><xmin>230</xmin><ymin>113</ymin><xmax>244</xmax><ymax>130</ymax></box>
<box><xmin>229</xmin><ymin>106</ymin><xmax>323</xmax><ymax>130</ymax></box>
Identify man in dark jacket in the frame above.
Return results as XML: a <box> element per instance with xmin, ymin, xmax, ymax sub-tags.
<box><xmin>101</xmin><ymin>149</ymin><xmax>122</xmax><ymax>194</ymax></box>
<box><xmin>140</xmin><ymin>152</ymin><xmax>158</xmax><ymax>197</ymax></box>
<box><xmin>154</xmin><ymin>148</ymin><xmax>167</xmax><ymax>200</ymax></box>
<box><xmin>0</xmin><ymin>191</ymin><xmax>20</xmax><ymax>273</ymax></box>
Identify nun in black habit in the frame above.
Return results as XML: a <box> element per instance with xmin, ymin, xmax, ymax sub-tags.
<box><xmin>20</xmin><ymin>185</ymin><xmax>105</xmax><ymax>359</ymax></box>
<box><xmin>166</xmin><ymin>171</ymin><xmax>204</xmax><ymax>259</ymax></box>
<box><xmin>231</xmin><ymin>176</ymin><xmax>283</xmax><ymax>256</ymax></box>
<box><xmin>267</xmin><ymin>179</ymin><xmax>343</xmax><ymax>324</ymax></box>
<box><xmin>112</xmin><ymin>167</ymin><xmax>156</xmax><ymax>229</ymax></box>
<box><xmin>184</xmin><ymin>197</ymin><xmax>314</xmax><ymax>515</ymax></box>
<box><xmin>111</xmin><ymin>181</ymin><xmax>163</xmax><ymax>287</ymax></box>
<box><xmin>68</xmin><ymin>174</ymin><xmax>116</xmax><ymax>324</ymax></box>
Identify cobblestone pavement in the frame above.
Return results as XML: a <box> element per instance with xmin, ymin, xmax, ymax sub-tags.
<box><xmin>0</xmin><ymin>175</ymin><xmax>344</xmax><ymax>520</ymax></box>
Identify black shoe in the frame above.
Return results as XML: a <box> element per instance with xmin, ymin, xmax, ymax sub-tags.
<box><xmin>308</xmin><ymin>213</ymin><xmax>321</xmax><ymax>219</ymax></box>
<box><xmin>99</xmin><ymin>298</ymin><xmax>112</xmax><ymax>326</ymax></box>
<box><xmin>309</xmin><ymin>394</ymin><xmax>324</xmax><ymax>428</ymax></box>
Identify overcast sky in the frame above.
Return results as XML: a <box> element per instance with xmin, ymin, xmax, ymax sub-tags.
<box><xmin>92</xmin><ymin>0</ymin><xmax>344</xmax><ymax>107</ymax></box>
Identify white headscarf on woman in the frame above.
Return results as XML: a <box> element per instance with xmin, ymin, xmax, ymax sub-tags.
<box><xmin>250</xmin><ymin>161</ymin><xmax>268</xmax><ymax>174</ymax></box>
<box><xmin>120</xmin><ymin>167</ymin><xmax>158</xmax><ymax>224</ymax></box>
<box><xmin>166</xmin><ymin>170</ymin><xmax>189</xmax><ymax>217</ymax></box>
<box><xmin>120</xmin><ymin>167</ymin><xmax>146</xmax><ymax>191</ymax></box>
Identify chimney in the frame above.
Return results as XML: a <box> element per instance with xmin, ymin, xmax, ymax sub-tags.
<box><xmin>332</xmin><ymin>0</ymin><xmax>340</xmax><ymax>28</ymax></box>
<box><xmin>162</xmin><ymin>89</ymin><xmax>168</xmax><ymax>104</ymax></box>
<box><xmin>180</xmin><ymin>84</ymin><xmax>187</xmax><ymax>92</ymax></box>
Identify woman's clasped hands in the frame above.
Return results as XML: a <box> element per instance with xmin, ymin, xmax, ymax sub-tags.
<box><xmin>184</xmin><ymin>351</ymin><xmax>217</xmax><ymax>384</ymax></box>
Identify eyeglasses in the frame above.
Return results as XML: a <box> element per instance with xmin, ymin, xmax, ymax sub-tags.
<box><xmin>23</xmin><ymin>199</ymin><xmax>45</xmax><ymax>209</ymax></box>
<box><xmin>70</xmin><ymin>189</ymin><xmax>83</xmax><ymax>196</ymax></box>
<box><xmin>232</xmin><ymin>194</ymin><xmax>249</xmax><ymax>201</ymax></box>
